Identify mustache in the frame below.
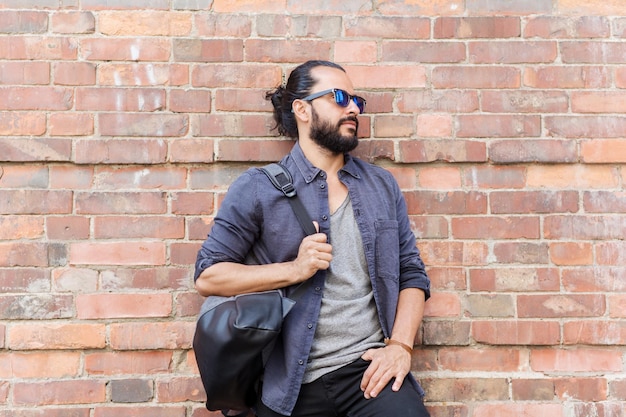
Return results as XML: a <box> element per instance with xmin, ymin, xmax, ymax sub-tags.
<box><xmin>338</xmin><ymin>116</ymin><xmax>359</xmax><ymax>127</ymax></box>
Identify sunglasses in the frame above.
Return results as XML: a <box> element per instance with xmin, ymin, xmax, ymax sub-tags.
<box><xmin>302</xmin><ymin>88</ymin><xmax>366</xmax><ymax>114</ymax></box>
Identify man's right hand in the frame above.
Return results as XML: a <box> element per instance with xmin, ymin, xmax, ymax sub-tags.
<box><xmin>292</xmin><ymin>221</ymin><xmax>332</xmax><ymax>281</ymax></box>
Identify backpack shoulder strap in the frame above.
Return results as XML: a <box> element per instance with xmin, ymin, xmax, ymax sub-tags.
<box><xmin>260</xmin><ymin>163</ymin><xmax>317</xmax><ymax>236</ymax></box>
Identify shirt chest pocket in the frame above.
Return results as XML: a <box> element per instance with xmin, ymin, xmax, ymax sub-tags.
<box><xmin>374</xmin><ymin>219</ymin><xmax>399</xmax><ymax>281</ymax></box>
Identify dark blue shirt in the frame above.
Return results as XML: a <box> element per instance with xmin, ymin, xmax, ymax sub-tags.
<box><xmin>195</xmin><ymin>143</ymin><xmax>430</xmax><ymax>415</ymax></box>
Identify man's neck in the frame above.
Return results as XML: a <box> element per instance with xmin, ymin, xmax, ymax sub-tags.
<box><xmin>299</xmin><ymin>136</ymin><xmax>345</xmax><ymax>176</ymax></box>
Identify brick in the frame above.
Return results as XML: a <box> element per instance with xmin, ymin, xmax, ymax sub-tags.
<box><xmin>9</xmin><ymin>323</ymin><xmax>106</xmax><ymax>350</ymax></box>
<box><xmin>489</xmin><ymin>140</ymin><xmax>578</xmax><ymax>163</ymax></box>
<box><xmin>562</xmin><ymin>41</ymin><xmax>626</xmax><ymax>64</ymax></box>
<box><xmin>482</xmin><ymin>90</ymin><xmax>569</xmax><ymax>113</ymax></box>
<box><xmin>192</xmin><ymin>64</ymin><xmax>282</xmax><ymax>88</ymax></box>
<box><xmin>85</xmin><ymin>351</ymin><xmax>172</xmax><ymax>375</ymax></box>
<box><xmin>463</xmin><ymin>166</ymin><xmax>526</xmax><ymax>189</ymax></box>
<box><xmin>98</xmin><ymin>63</ymin><xmax>188</xmax><ymax>86</ymax></box>
<box><xmin>99</xmin><ymin>11</ymin><xmax>192</xmax><ymax>36</ymax></box>
<box><xmin>334</xmin><ymin>41</ymin><xmax>378</xmax><ymax>64</ymax></box>
<box><xmin>49</xmin><ymin>165</ymin><xmax>93</xmax><ymax>189</ymax></box>
<box><xmin>176</xmin><ymin>291</ymin><xmax>204</xmax><ymax>317</ymax></box>
<box><xmin>512</xmin><ymin>378</ymin><xmax>556</xmax><ymax>401</ymax></box>
<box><xmin>377</xmin><ymin>0</ymin><xmax>463</xmax><ymax>16</ymax></box>
<box><xmin>490</xmin><ymin>191</ymin><xmax>579</xmax><ymax>214</ymax></box>
<box><xmin>457</xmin><ymin>114</ymin><xmax>540</xmax><ymax>138</ymax></box>
<box><xmin>399</xmin><ymin>90</ymin><xmax>479</xmax><ymax>113</ymax></box>
<box><xmin>422</xmin><ymin>378</ymin><xmax>509</xmax><ymax>403</ymax></box>
<box><xmin>245</xmin><ymin>39</ymin><xmax>331</xmax><ymax>63</ymax></box>
<box><xmin>49</xmin><ymin>113</ymin><xmax>94</xmax><ymax>136</ymax></box>
<box><xmin>473</xmin><ymin>404</ymin><xmax>563</xmax><ymax>417</ymax></box>
<box><xmin>493</xmin><ymin>242</ymin><xmax>549</xmax><ymax>264</ymax></box>
<box><xmin>374</xmin><ymin>115</ymin><xmax>414</xmax><ymax>137</ymax></box>
<box><xmin>0</xmin><ymin>294</ymin><xmax>72</xmax><ymax>319</ymax></box>
<box><xmin>452</xmin><ymin>217</ymin><xmax>540</xmax><ymax>239</ymax></box>
<box><xmin>434</xmin><ymin>17</ymin><xmax>521</xmax><ymax>38</ymax></box>
<box><xmin>531</xmin><ymin>348</ymin><xmax>623</xmax><ymax>372</ymax></box>
<box><xmin>0</xmin><ymin>216</ymin><xmax>43</xmax><ymax>239</ymax></box>
<box><xmin>100</xmin><ymin>113</ymin><xmax>188</xmax><ymax>137</ymax></box>
<box><xmin>465</xmin><ymin>294</ymin><xmax>515</xmax><ymax>318</ymax></box>
<box><xmin>197</xmin><ymin>113</ymin><xmax>274</xmax><ymax>137</ymax></box>
<box><xmin>574</xmin><ymin>91</ymin><xmax>626</xmax><ymax>113</ymax></box>
<box><xmin>195</xmin><ymin>12</ymin><xmax>252</xmax><ymax>37</ymax></box>
<box><xmin>96</xmin><ymin>408</ymin><xmax>188</xmax><ymax>417</ymax></box>
<box><xmin>544</xmin><ymin>215</ymin><xmax>625</xmax><ymax>240</ymax></box>
<box><xmin>81</xmin><ymin>38</ymin><xmax>170</xmax><ymax>61</ymax></box>
<box><xmin>51</xmin><ymin>11</ymin><xmax>95</xmax><ymax>34</ymax></box>
<box><xmin>382</xmin><ymin>41</ymin><xmax>465</xmax><ymax>63</ymax></box>
<box><xmin>213</xmin><ymin>0</ymin><xmax>285</xmax><ymax>13</ymax></box>
<box><xmin>346</xmin><ymin>64</ymin><xmax>427</xmax><ymax>89</ymax></box>
<box><xmin>77</xmin><ymin>87</ymin><xmax>166</xmax><ymax>111</ymax></box>
<box><xmin>611</xmin><ymin>379</ymin><xmax>626</xmax><ymax>400</ymax></box>
<box><xmin>171</xmin><ymin>192</ymin><xmax>215</xmax><ymax>215</ymax></box>
<box><xmin>0</xmin><ymin>62</ymin><xmax>49</xmax><ymax>85</ymax></box>
<box><xmin>75</xmin><ymin>191</ymin><xmax>166</xmax><ymax>214</ymax></box>
<box><xmin>524</xmin><ymin>66</ymin><xmax>610</xmax><ymax>88</ymax></box>
<box><xmin>404</xmin><ymin>191</ymin><xmax>487</xmax><ymax>215</ymax></box>
<box><xmin>94</xmin><ymin>216</ymin><xmax>184</xmax><ymax>239</ymax></box>
<box><xmin>109</xmin><ymin>322</ymin><xmax>195</xmax><ymax>350</ymax></box>
<box><xmin>0</xmin><ymin>352</ymin><xmax>80</xmax><ymax>378</ymax></box>
<box><xmin>110</xmin><ymin>266</ymin><xmax>191</xmax><ymax>291</ymax></box>
<box><xmin>173</xmin><ymin>39</ymin><xmax>243</xmax><ymax>62</ymax></box>
<box><xmin>352</xmin><ymin>139</ymin><xmax>395</xmax><ymax>163</ymax></box>
<box><xmin>0</xmin><ymin>164</ymin><xmax>48</xmax><ymax>187</ymax></box>
<box><xmin>93</xmin><ymin>166</ymin><xmax>187</xmax><ymax>190</ymax></box>
<box><xmin>423</xmin><ymin>292</ymin><xmax>462</xmax><ymax>318</ymax></box>
<box><xmin>156</xmin><ymin>377</ymin><xmax>205</xmax><ymax>402</ymax></box>
<box><xmin>52</xmin><ymin>268</ymin><xmax>99</xmax><ymax>293</ymax></box>
<box><xmin>52</xmin><ymin>62</ymin><xmax>96</xmax><ymax>85</ymax></box>
<box><xmin>419</xmin><ymin>241</ymin><xmax>489</xmax><ymax>266</ymax></box>
<box><xmin>581</xmin><ymin>139</ymin><xmax>626</xmax><ymax>163</ymax></box>
<box><xmin>439</xmin><ymin>347</ymin><xmax>523</xmax><ymax>372</ymax></box>
<box><xmin>416</xmin><ymin>114</ymin><xmax>453</xmax><ymax>138</ymax></box>
<box><xmin>564</xmin><ymin>321</ymin><xmax>626</xmax><ymax>345</ymax></box>
<box><xmin>473</xmin><ymin>321</ymin><xmax>560</xmax><ymax>345</ymax></box>
<box><xmin>527</xmin><ymin>166</ymin><xmax>619</xmax><ymax>189</ymax></box>
<box><xmin>563</xmin><ymin>267</ymin><xmax>626</xmax><ymax>292</ymax></box>
<box><xmin>585</xmin><ymin>191</ymin><xmax>626</xmax><ymax>213</ymax></box>
<box><xmin>217</xmin><ymin>139</ymin><xmax>294</xmax><ymax>161</ymax></box>
<box><xmin>214</xmin><ymin>88</ymin><xmax>272</xmax><ymax>112</ymax></box>
<box><xmin>467</xmin><ymin>0</ymin><xmax>552</xmax><ymax>14</ymax></box>
<box><xmin>0</xmin><ymin>86</ymin><xmax>73</xmax><ymax>111</ymax></box>
<box><xmin>422</xmin><ymin>321</ymin><xmax>471</xmax><ymax>346</ymax></box>
<box><xmin>75</xmin><ymin>139</ymin><xmax>167</xmax><ymax>164</ymax></box>
<box><xmin>0</xmin><ymin>112</ymin><xmax>46</xmax><ymax>136</ymax></box>
<box><xmin>518</xmin><ymin>294</ymin><xmax>606</xmax><ymax>318</ymax></box>
<box><xmin>418</xmin><ymin>167</ymin><xmax>462</xmax><ymax>190</ymax></box>
<box><xmin>82</xmin><ymin>0</ymin><xmax>169</xmax><ymax>9</ymax></box>
<box><xmin>189</xmin><ymin>165</ymin><xmax>248</xmax><ymax>190</ymax></box>
<box><xmin>0</xmin><ymin>36</ymin><xmax>77</xmax><ymax>60</ymax></box>
<box><xmin>77</xmin><ymin>293</ymin><xmax>172</xmax><ymax>319</ymax></box>
<box><xmin>345</xmin><ymin>16</ymin><xmax>430</xmax><ymax>40</ymax></box>
<box><xmin>550</xmin><ymin>242</ymin><xmax>593</xmax><ymax>266</ymax></box>
<box><xmin>433</xmin><ymin>66</ymin><xmax>520</xmax><ymax>89</ymax></box>
<box><xmin>426</xmin><ymin>267</ymin><xmax>466</xmax><ymax>291</ymax></box>
<box><xmin>0</xmin><ymin>11</ymin><xmax>48</xmax><ymax>33</ymax></box>
<box><xmin>399</xmin><ymin>139</ymin><xmax>487</xmax><ymax>163</ymax></box>
<box><xmin>570</xmin><ymin>403</ymin><xmax>626</xmax><ymax>417</ymax></box>
<box><xmin>170</xmin><ymin>242</ymin><xmax>198</xmax><ymax>265</ymax></box>
<box><xmin>13</xmin><ymin>380</ymin><xmax>106</xmax><ymax>406</ymax></box>
<box><xmin>598</xmin><ymin>241</ymin><xmax>626</xmax><ymax>266</ymax></box>
<box><xmin>524</xmin><ymin>16</ymin><xmax>610</xmax><ymax>38</ymax></box>
<box><xmin>69</xmin><ymin>241</ymin><xmax>166</xmax><ymax>266</ymax></box>
<box><xmin>170</xmin><ymin>89</ymin><xmax>211</xmax><ymax>113</ymax></box>
<box><xmin>169</xmin><ymin>138</ymin><xmax>215</xmax><ymax>163</ymax></box>
<box><xmin>470</xmin><ymin>41</ymin><xmax>557</xmax><ymax>64</ymax></box>
<box><xmin>0</xmin><ymin>242</ymin><xmax>48</xmax><ymax>267</ymax></box>
<box><xmin>0</xmin><ymin>268</ymin><xmax>49</xmax><ymax>292</ymax></box>
<box><xmin>110</xmin><ymin>379</ymin><xmax>153</xmax><ymax>403</ymax></box>
<box><xmin>187</xmin><ymin>217</ymin><xmax>213</xmax><ymax>240</ymax></box>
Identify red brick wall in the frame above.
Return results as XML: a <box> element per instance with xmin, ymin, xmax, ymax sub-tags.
<box><xmin>1</xmin><ymin>1</ymin><xmax>625</xmax><ymax>416</ymax></box>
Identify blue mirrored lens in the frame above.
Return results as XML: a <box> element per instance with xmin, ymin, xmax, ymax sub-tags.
<box><xmin>334</xmin><ymin>89</ymin><xmax>365</xmax><ymax>113</ymax></box>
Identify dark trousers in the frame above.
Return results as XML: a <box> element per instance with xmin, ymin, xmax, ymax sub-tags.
<box><xmin>256</xmin><ymin>358</ymin><xmax>430</xmax><ymax>417</ymax></box>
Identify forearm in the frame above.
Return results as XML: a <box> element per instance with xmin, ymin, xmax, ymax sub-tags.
<box><xmin>389</xmin><ymin>287</ymin><xmax>426</xmax><ymax>348</ymax></box>
<box><xmin>194</xmin><ymin>261</ymin><xmax>303</xmax><ymax>297</ymax></box>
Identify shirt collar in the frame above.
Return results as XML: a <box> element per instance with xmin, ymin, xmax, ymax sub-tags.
<box><xmin>289</xmin><ymin>142</ymin><xmax>362</xmax><ymax>183</ymax></box>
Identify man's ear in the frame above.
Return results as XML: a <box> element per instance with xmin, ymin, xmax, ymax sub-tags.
<box><xmin>292</xmin><ymin>99</ymin><xmax>310</xmax><ymax>123</ymax></box>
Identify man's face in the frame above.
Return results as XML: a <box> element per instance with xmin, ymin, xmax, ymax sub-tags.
<box><xmin>309</xmin><ymin>105</ymin><xmax>359</xmax><ymax>155</ymax></box>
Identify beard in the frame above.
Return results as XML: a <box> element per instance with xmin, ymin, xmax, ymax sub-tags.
<box><xmin>309</xmin><ymin>107</ymin><xmax>359</xmax><ymax>155</ymax></box>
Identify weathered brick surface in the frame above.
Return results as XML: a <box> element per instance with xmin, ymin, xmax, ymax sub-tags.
<box><xmin>0</xmin><ymin>2</ymin><xmax>625</xmax><ymax>417</ymax></box>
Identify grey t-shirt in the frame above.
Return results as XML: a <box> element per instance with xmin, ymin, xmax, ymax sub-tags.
<box><xmin>303</xmin><ymin>196</ymin><xmax>384</xmax><ymax>383</ymax></box>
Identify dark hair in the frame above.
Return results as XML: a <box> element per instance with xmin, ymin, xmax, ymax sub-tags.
<box><xmin>265</xmin><ymin>60</ymin><xmax>346</xmax><ymax>138</ymax></box>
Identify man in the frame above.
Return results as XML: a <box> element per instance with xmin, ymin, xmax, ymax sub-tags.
<box><xmin>195</xmin><ymin>60</ymin><xmax>431</xmax><ymax>417</ymax></box>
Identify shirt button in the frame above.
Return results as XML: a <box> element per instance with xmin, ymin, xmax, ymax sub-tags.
<box><xmin>315</xmin><ymin>287</ymin><xmax>321</xmax><ymax>291</ymax></box>
<box><xmin>322</xmin><ymin>215</ymin><xmax>328</xmax><ymax>221</ymax></box>
<box><xmin>298</xmin><ymin>360</ymin><xmax>304</xmax><ymax>365</ymax></box>
<box><xmin>320</xmin><ymin>184</ymin><xmax>326</xmax><ymax>189</ymax></box>
<box><xmin>307</xmin><ymin>323</ymin><xmax>313</xmax><ymax>329</ymax></box>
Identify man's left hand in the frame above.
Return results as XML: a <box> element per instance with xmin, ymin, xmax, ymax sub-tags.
<box><xmin>359</xmin><ymin>345</ymin><xmax>411</xmax><ymax>399</ymax></box>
